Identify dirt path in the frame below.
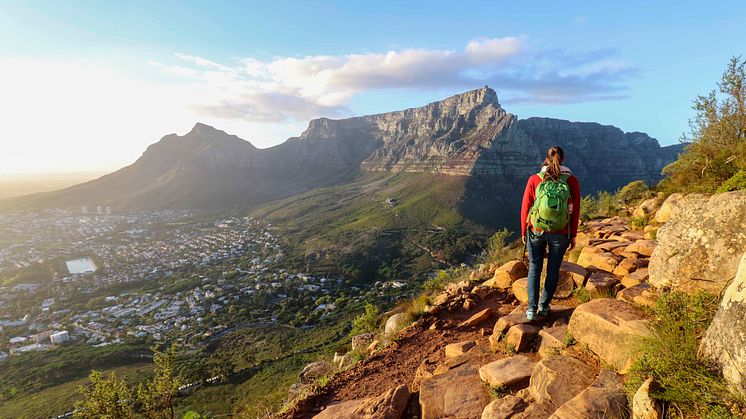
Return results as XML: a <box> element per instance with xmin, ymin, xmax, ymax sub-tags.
<box><xmin>280</xmin><ymin>291</ymin><xmax>519</xmax><ymax>418</ymax></box>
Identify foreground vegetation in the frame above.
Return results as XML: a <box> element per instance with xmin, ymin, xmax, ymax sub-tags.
<box><xmin>627</xmin><ymin>292</ymin><xmax>744</xmax><ymax>417</ymax></box>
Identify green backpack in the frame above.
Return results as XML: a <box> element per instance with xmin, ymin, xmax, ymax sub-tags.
<box><xmin>529</xmin><ymin>173</ymin><xmax>571</xmax><ymax>233</ymax></box>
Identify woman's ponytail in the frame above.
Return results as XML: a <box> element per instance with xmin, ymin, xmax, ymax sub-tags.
<box><xmin>543</xmin><ymin>146</ymin><xmax>565</xmax><ymax>180</ymax></box>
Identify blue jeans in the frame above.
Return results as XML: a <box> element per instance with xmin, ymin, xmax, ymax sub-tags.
<box><xmin>526</xmin><ymin>230</ymin><xmax>570</xmax><ymax>312</ymax></box>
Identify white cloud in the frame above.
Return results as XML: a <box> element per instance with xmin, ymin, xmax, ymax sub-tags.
<box><xmin>0</xmin><ymin>37</ymin><xmax>635</xmax><ymax>173</ymax></box>
<box><xmin>159</xmin><ymin>37</ymin><xmax>633</xmax><ymax>123</ymax></box>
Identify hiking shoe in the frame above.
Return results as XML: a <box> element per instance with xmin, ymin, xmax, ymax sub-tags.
<box><xmin>537</xmin><ymin>306</ymin><xmax>550</xmax><ymax>317</ymax></box>
<box><xmin>526</xmin><ymin>310</ymin><xmax>536</xmax><ymax>321</ymax></box>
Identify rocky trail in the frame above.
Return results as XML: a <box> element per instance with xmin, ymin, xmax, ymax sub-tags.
<box><xmin>279</xmin><ymin>191</ymin><xmax>746</xmax><ymax>419</ymax></box>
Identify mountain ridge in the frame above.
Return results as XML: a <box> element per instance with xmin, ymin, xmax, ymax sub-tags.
<box><xmin>1</xmin><ymin>86</ymin><xmax>683</xmax><ymax>213</ymax></box>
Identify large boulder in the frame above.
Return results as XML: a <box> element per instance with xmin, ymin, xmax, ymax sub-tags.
<box><xmin>313</xmin><ymin>384</ymin><xmax>410</xmax><ymax>419</ymax></box>
<box><xmin>420</xmin><ymin>364</ymin><xmax>492</xmax><ymax>419</ymax></box>
<box><xmin>487</xmin><ymin>260</ymin><xmax>528</xmax><ymax>289</ymax></box>
<box><xmin>653</xmin><ymin>192</ymin><xmax>683</xmax><ymax>224</ymax></box>
<box><xmin>567</xmin><ymin>299</ymin><xmax>652</xmax><ymax>373</ymax></box>
<box><xmin>549</xmin><ymin>370</ymin><xmax>628</xmax><ymax>419</ymax></box>
<box><xmin>529</xmin><ymin>355</ymin><xmax>596</xmax><ymax>410</ymax></box>
<box><xmin>479</xmin><ymin>355</ymin><xmax>536</xmax><ymax>389</ymax></box>
<box><xmin>649</xmin><ymin>191</ymin><xmax>746</xmax><ymax>294</ymax></box>
<box><xmin>700</xmin><ymin>252</ymin><xmax>746</xmax><ymax>395</ymax></box>
<box><xmin>384</xmin><ymin>313</ymin><xmax>408</xmax><ymax>335</ymax></box>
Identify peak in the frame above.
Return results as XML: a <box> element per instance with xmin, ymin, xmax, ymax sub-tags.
<box><xmin>450</xmin><ymin>86</ymin><xmax>499</xmax><ymax>106</ymax></box>
<box><xmin>189</xmin><ymin>122</ymin><xmax>219</xmax><ymax>135</ymax></box>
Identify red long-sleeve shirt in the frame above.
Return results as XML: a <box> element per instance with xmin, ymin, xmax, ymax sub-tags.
<box><xmin>520</xmin><ymin>173</ymin><xmax>581</xmax><ymax>238</ymax></box>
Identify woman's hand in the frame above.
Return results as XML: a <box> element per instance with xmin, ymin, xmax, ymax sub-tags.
<box><xmin>568</xmin><ymin>237</ymin><xmax>576</xmax><ymax>250</ymax></box>
<box><xmin>522</xmin><ymin>236</ymin><xmax>526</xmax><ymax>244</ymax></box>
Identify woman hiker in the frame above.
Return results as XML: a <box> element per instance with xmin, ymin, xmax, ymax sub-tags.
<box><xmin>520</xmin><ymin>146</ymin><xmax>581</xmax><ymax>321</ymax></box>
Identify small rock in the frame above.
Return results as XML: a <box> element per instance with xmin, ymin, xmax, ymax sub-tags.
<box><xmin>299</xmin><ymin>360</ymin><xmax>335</xmax><ymax>385</ymax></box>
<box><xmin>512</xmin><ymin>278</ymin><xmax>529</xmax><ymax>303</ymax></box>
<box><xmin>505</xmin><ymin>324</ymin><xmax>540</xmax><ymax>352</ymax></box>
<box><xmin>429</xmin><ymin>320</ymin><xmax>445</xmax><ymax>330</ymax></box>
<box><xmin>585</xmin><ymin>271</ymin><xmax>620</xmax><ymax>297</ymax></box>
<box><xmin>616</xmin><ymin>282</ymin><xmax>651</xmax><ymax>305</ymax></box>
<box><xmin>596</xmin><ymin>241</ymin><xmax>633</xmax><ymax>252</ymax></box>
<box><xmin>538</xmin><ymin>325</ymin><xmax>568</xmax><ymax>358</ymax></box>
<box><xmin>550</xmin><ymin>369</ymin><xmax>628</xmax><ymax>419</ymax></box>
<box><xmin>412</xmin><ymin>361</ymin><xmax>434</xmax><ymax>392</ymax></box>
<box><xmin>560</xmin><ymin>261</ymin><xmax>589</xmax><ymax>287</ymax></box>
<box><xmin>463</xmin><ymin>298</ymin><xmax>477</xmax><ymax>311</ymax></box>
<box><xmin>621</xmin><ymin>268</ymin><xmax>649</xmax><ymax>288</ymax></box>
<box><xmin>479</xmin><ymin>355</ymin><xmax>536</xmax><ymax>389</ymax></box>
<box><xmin>632</xmin><ymin>377</ymin><xmax>662</xmax><ymax>419</ymax></box>
<box><xmin>613</xmin><ymin>257</ymin><xmax>645</xmax><ymax>277</ymax></box>
<box><xmin>554</xmin><ymin>271</ymin><xmax>576</xmax><ymax>299</ymax></box>
<box><xmin>445</xmin><ymin>341</ymin><xmax>476</xmax><ymax>358</ymax></box>
<box><xmin>626</xmin><ymin>240</ymin><xmax>657</xmax><ymax>257</ymax></box>
<box><xmin>481</xmin><ymin>395</ymin><xmax>526</xmax><ymax>419</ymax></box>
<box><xmin>420</xmin><ymin>364</ymin><xmax>492</xmax><ymax>419</ymax></box>
<box><xmin>633</xmin><ymin>198</ymin><xmax>660</xmax><ymax>219</ymax></box>
<box><xmin>367</xmin><ymin>339</ymin><xmax>380</xmax><ymax>353</ymax></box>
<box><xmin>529</xmin><ymin>355</ymin><xmax>596</xmax><ymax>409</ymax></box>
<box><xmin>472</xmin><ymin>285</ymin><xmax>493</xmax><ymax>299</ymax></box>
<box><xmin>351</xmin><ymin>333</ymin><xmax>376</xmax><ymax>352</ymax></box>
<box><xmin>577</xmin><ymin>248</ymin><xmax>619</xmax><ymax>272</ymax></box>
<box><xmin>458</xmin><ymin>308</ymin><xmax>493</xmax><ymax>328</ymax></box>
<box><xmin>432</xmin><ymin>292</ymin><xmax>449</xmax><ymax>306</ymax></box>
<box><xmin>489</xmin><ymin>260</ymin><xmax>529</xmax><ymax>289</ymax></box>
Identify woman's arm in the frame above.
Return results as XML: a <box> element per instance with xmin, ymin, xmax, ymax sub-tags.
<box><xmin>520</xmin><ymin>176</ymin><xmax>536</xmax><ymax>237</ymax></box>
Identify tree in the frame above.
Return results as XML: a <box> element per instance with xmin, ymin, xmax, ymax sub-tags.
<box><xmin>662</xmin><ymin>56</ymin><xmax>746</xmax><ymax>192</ymax></box>
<box><xmin>136</xmin><ymin>346</ymin><xmax>181</xmax><ymax>419</ymax></box>
<box><xmin>350</xmin><ymin>302</ymin><xmax>380</xmax><ymax>336</ymax></box>
<box><xmin>74</xmin><ymin>371</ymin><xmax>135</xmax><ymax>419</ymax></box>
<box><xmin>74</xmin><ymin>347</ymin><xmax>181</xmax><ymax>419</ymax></box>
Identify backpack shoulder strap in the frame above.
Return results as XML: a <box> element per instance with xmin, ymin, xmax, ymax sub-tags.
<box><xmin>537</xmin><ymin>172</ymin><xmax>545</xmax><ymax>181</ymax></box>
<box><xmin>559</xmin><ymin>174</ymin><xmax>570</xmax><ymax>182</ymax></box>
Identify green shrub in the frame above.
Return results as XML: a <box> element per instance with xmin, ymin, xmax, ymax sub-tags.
<box><xmin>349</xmin><ymin>302</ymin><xmax>380</xmax><ymax>337</ymax></box>
<box><xmin>573</xmin><ymin>287</ymin><xmax>591</xmax><ymax>303</ymax></box>
<box><xmin>716</xmin><ymin>169</ymin><xmax>746</xmax><ymax>193</ymax></box>
<box><xmin>662</xmin><ymin>57</ymin><xmax>746</xmax><ymax>193</ymax></box>
<box><xmin>580</xmin><ymin>195</ymin><xmax>599</xmax><ymax>221</ymax></box>
<box><xmin>482</xmin><ymin>229</ymin><xmax>514</xmax><ymax>264</ymax></box>
<box><xmin>626</xmin><ymin>291</ymin><xmax>744</xmax><ymax>416</ymax></box>
<box><xmin>617</xmin><ymin>180</ymin><xmax>651</xmax><ymax>206</ymax></box>
<box><xmin>630</xmin><ymin>214</ymin><xmax>650</xmax><ymax>231</ymax></box>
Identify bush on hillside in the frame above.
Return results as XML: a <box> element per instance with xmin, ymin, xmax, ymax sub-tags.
<box><xmin>626</xmin><ymin>291</ymin><xmax>744</xmax><ymax>417</ymax></box>
<box><xmin>616</xmin><ymin>180</ymin><xmax>651</xmax><ymax>205</ymax></box>
<box><xmin>349</xmin><ymin>302</ymin><xmax>380</xmax><ymax>337</ymax></box>
<box><xmin>661</xmin><ymin>56</ymin><xmax>746</xmax><ymax>193</ymax></box>
<box><xmin>716</xmin><ymin>169</ymin><xmax>746</xmax><ymax>193</ymax></box>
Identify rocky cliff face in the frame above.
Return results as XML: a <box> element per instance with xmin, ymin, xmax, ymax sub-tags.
<box><xmin>283</xmin><ymin>86</ymin><xmax>682</xmax><ymax>194</ymax></box>
<box><xmin>3</xmin><ymin>86</ymin><xmax>683</xmax><ymax>212</ymax></box>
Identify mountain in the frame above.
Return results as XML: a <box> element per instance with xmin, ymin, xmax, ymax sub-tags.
<box><xmin>3</xmin><ymin>87</ymin><xmax>683</xmax><ymax>217</ymax></box>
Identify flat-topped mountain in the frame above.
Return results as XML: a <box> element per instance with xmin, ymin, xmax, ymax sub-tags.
<box><xmin>3</xmin><ymin>87</ymin><xmax>683</xmax><ymax>214</ymax></box>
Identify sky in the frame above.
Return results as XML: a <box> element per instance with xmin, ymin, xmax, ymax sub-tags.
<box><xmin>1</xmin><ymin>0</ymin><xmax>744</xmax><ymax>174</ymax></box>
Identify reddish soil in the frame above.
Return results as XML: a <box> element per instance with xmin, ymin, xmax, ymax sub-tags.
<box><xmin>281</xmin><ymin>291</ymin><xmax>526</xmax><ymax>419</ymax></box>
